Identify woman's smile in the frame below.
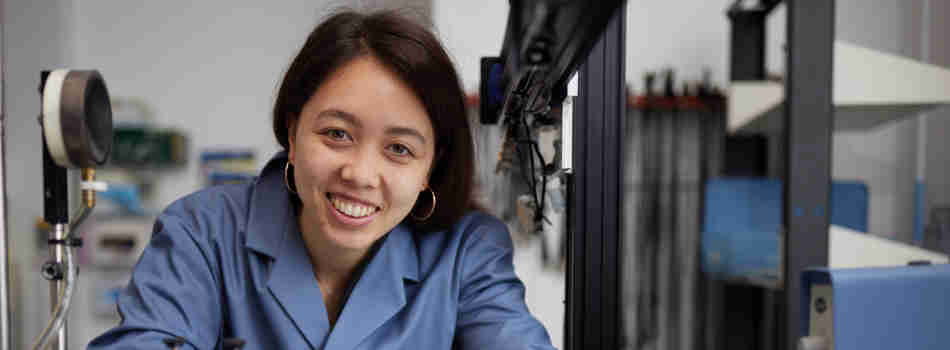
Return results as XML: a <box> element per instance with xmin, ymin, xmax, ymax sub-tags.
<box><xmin>326</xmin><ymin>192</ymin><xmax>382</xmax><ymax>226</ymax></box>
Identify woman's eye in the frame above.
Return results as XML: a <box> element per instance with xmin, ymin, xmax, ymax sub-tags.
<box><xmin>388</xmin><ymin>144</ymin><xmax>412</xmax><ymax>157</ymax></box>
<box><xmin>323</xmin><ymin>129</ymin><xmax>351</xmax><ymax>141</ymax></box>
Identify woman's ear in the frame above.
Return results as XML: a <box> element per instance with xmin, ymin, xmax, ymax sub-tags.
<box><xmin>287</xmin><ymin>119</ymin><xmax>298</xmax><ymax>163</ymax></box>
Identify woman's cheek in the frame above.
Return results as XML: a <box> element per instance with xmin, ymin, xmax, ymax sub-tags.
<box><xmin>398</xmin><ymin>168</ymin><xmax>429</xmax><ymax>199</ymax></box>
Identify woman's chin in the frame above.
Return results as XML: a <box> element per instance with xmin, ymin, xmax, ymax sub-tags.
<box><xmin>322</xmin><ymin>227</ymin><xmax>381</xmax><ymax>251</ymax></box>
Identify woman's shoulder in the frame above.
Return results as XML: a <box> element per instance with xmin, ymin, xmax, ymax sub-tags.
<box><xmin>440</xmin><ymin>210</ymin><xmax>514</xmax><ymax>250</ymax></box>
<box><xmin>451</xmin><ymin>210</ymin><xmax>505</xmax><ymax>231</ymax></box>
<box><xmin>156</xmin><ymin>181</ymin><xmax>257</xmax><ymax>239</ymax></box>
<box><xmin>410</xmin><ymin>210</ymin><xmax>514</xmax><ymax>279</ymax></box>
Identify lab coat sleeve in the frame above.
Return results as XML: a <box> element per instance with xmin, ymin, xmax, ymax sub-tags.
<box><xmin>454</xmin><ymin>217</ymin><xmax>557</xmax><ymax>350</ymax></box>
<box><xmin>87</xmin><ymin>213</ymin><xmax>222</xmax><ymax>350</ymax></box>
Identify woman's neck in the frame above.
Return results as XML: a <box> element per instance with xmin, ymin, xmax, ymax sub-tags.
<box><xmin>296</xmin><ymin>213</ymin><xmax>368</xmax><ymax>288</ymax></box>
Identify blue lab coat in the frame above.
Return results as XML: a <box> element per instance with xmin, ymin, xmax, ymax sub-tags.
<box><xmin>87</xmin><ymin>153</ymin><xmax>556</xmax><ymax>349</ymax></box>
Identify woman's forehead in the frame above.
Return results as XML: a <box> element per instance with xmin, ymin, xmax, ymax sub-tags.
<box><xmin>302</xmin><ymin>57</ymin><xmax>435</xmax><ymax>137</ymax></box>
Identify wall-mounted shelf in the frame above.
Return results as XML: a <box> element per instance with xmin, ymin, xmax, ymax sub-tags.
<box><xmin>728</xmin><ymin>41</ymin><xmax>950</xmax><ymax>133</ymax></box>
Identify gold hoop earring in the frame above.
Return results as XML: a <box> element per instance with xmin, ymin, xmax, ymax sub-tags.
<box><xmin>284</xmin><ymin>162</ymin><xmax>297</xmax><ymax>195</ymax></box>
<box><xmin>412</xmin><ymin>187</ymin><xmax>437</xmax><ymax>221</ymax></box>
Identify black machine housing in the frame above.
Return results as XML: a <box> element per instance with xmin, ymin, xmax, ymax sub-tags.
<box><xmin>480</xmin><ymin>0</ymin><xmax>625</xmax><ymax>124</ymax></box>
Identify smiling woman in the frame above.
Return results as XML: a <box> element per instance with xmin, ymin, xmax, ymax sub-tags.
<box><xmin>86</xmin><ymin>8</ymin><xmax>556</xmax><ymax>350</ymax></box>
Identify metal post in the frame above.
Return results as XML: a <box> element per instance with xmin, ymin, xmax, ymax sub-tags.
<box><xmin>0</xmin><ymin>114</ymin><xmax>9</xmax><ymax>350</ymax></box>
<box><xmin>48</xmin><ymin>224</ymin><xmax>67</xmax><ymax>350</ymax></box>
<box><xmin>783</xmin><ymin>1</ymin><xmax>834</xmax><ymax>350</ymax></box>
<box><xmin>567</xmin><ymin>2</ymin><xmax>625</xmax><ymax>349</ymax></box>
<box><xmin>0</xmin><ymin>0</ymin><xmax>10</xmax><ymax>346</ymax></box>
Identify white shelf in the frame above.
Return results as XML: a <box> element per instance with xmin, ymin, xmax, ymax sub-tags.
<box><xmin>718</xmin><ymin>226</ymin><xmax>948</xmax><ymax>290</ymax></box>
<box><xmin>829</xmin><ymin>225</ymin><xmax>948</xmax><ymax>269</ymax></box>
<box><xmin>728</xmin><ymin>41</ymin><xmax>950</xmax><ymax>133</ymax></box>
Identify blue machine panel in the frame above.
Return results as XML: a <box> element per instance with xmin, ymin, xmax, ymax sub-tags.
<box><xmin>802</xmin><ymin>264</ymin><xmax>950</xmax><ymax>350</ymax></box>
<box><xmin>701</xmin><ymin>178</ymin><xmax>869</xmax><ymax>280</ymax></box>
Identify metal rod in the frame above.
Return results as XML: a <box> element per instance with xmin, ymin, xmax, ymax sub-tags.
<box><xmin>31</xmin><ymin>235</ymin><xmax>76</xmax><ymax>350</ymax></box>
<box><xmin>48</xmin><ymin>223</ymin><xmax>67</xmax><ymax>350</ymax></box>
<box><xmin>0</xmin><ymin>94</ymin><xmax>10</xmax><ymax>350</ymax></box>
<box><xmin>29</xmin><ymin>168</ymin><xmax>97</xmax><ymax>350</ymax></box>
<box><xmin>0</xmin><ymin>0</ymin><xmax>11</xmax><ymax>345</ymax></box>
<box><xmin>32</xmin><ymin>182</ymin><xmax>94</xmax><ymax>350</ymax></box>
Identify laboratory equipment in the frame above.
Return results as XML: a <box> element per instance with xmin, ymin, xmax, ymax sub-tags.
<box><xmin>481</xmin><ymin>0</ymin><xmax>624</xmax><ymax>247</ymax></box>
<box><xmin>26</xmin><ymin>69</ymin><xmax>113</xmax><ymax>350</ymax></box>
<box><xmin>78</xmin><ymin>217</ymin><xmax>151</xmax><ymax>268</ymax></box>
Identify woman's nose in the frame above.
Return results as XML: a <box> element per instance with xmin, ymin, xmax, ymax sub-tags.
<box><xmin>340</xmin><ymin>151</ymin><xmax>381</xmax><ymax>188</ymax></box>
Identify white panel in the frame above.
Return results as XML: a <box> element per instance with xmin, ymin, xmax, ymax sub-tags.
<box><xmin>829</xmin><ymin>224</ymin><xmax>948</xmax><ymax>268</ymax></box>
<box><xmin>728</xmin><ymin>41</ymin><xmax>950</xmax><ymax>133</ymax></box>
<box><xmin>727</xmin><ymin>81</ymin><xmax>783</xmax><ymax>132</ymax></box>
<box><xmin>561</xmin><ymin>97</ymin><xmax>572</xmax><ymax>171</ymax></box>
<box><xmin>834</xmin><ymin>41</ymin><xmax>950</xmax><ymax>105</ymax></box>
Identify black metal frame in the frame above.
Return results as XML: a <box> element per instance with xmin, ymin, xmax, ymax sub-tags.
<box><xmin>727</xmin><ymin>1</ymin><xmax>835</xmax><ymax>349</ymax></box>
<box><xmin>497</xmin><ymin>0</ymin><xmax>625</xmax><ymax>110</ymax></box>
<box><xmin>566</xmin><ymin>4</ymin><xmax>626</xmax><ymax>350</ymax></box>
<box><xmin>782</xmin><ymin>2</ymin><xmax>834</xmax><ymax>349</ymax></box>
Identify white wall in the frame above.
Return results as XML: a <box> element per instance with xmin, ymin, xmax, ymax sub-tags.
<box><xmin>3</xmin><ymin>1</ymin><xmax>79</xmax><ymax>348</ymax></box>
<box><xmin>832</xmin><ymin>0</ymin><xmax>925</xmax><ymax>241</ymax></box>
<box><xmin>626</xmin><ymin>0</ymin><xmax>779</xmax><ymax>92</ymax></box>
<box><xmin>432</xmin><ymin>0</ymin><xmax>509</xmax><ymax>93</ymax></box>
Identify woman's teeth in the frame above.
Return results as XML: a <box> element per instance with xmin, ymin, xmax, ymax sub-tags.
<box><xmin>331</xmin><ymin>195</ymin><xmax>377</xmax><ymax>218</ymax></box>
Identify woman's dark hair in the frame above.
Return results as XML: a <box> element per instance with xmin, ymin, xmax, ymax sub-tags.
<box><xmin>273</xmin><ymin>9</ymin><xmax>477</xmax><ymax>232</ymax></box>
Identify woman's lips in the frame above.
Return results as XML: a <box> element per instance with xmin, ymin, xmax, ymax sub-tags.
<box><xmin>326</xmin><ymin>193</ymin><xmax>380</xmax><ymax>226</ymax></box>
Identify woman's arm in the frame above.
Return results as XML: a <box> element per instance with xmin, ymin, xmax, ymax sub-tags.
<box><xmin>87</xmin><ymin>213</ymin><xmax>222</xmax><ymax>350</ymax></box>
<box><xmin>454</xmin><ymin>216</ymin><xmax>558</xmax><ymax>350</ymax></box>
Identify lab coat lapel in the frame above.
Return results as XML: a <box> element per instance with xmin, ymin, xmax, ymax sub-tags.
<box><xmin>323</xmin><ymin>224</ymin><xmax>420</xmax><ymax>350</ymax></box>
<box><xmin>266</xmin><ymin>220</ymin><xmax>332</xmax><ymax>349</ymax></box>
<box><xmin>246</xmin><ymin>153</ymin><xmax>331</xmax><ymax>348</ymax></box>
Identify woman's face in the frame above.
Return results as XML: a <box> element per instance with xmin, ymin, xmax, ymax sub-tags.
<box><xmin>288</xmin><ymin>56</ymin><xmax>436</xmax><ymax>252</ymax></box>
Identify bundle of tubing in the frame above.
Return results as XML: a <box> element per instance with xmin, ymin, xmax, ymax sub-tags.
<box><xmin>32</xmin><ymin>168</ymin><xmax>98</xmax><ymax>350</ymax></box>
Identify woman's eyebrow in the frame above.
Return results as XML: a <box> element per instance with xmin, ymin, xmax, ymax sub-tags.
<box><xmin>387</xmin><ymin>127</ymin><xmax>427</xmax><ymax>145</ymax></box>
<box><xmin>317</xmin><ymin>109</ymin><xmax>361</xmax><ymax>127</ymax></box>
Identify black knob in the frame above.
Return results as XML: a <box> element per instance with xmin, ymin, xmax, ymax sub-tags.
<box><xmin>223</xmin><ymin>337</ymin><xmax>246</xmax><ymax>349</ymax></box>
<box><xmin>41</xmin><ymin>261</ymin><xmax>63</xmax><ymax>281</ymax></box>
<box><xmin>162</xmin><ymin>336</ymin><xmax>185</xmax><ymax>349</ymax></box>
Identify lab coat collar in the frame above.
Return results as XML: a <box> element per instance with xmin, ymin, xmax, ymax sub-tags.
<box><xmin>247</xmin><ymin>151</ymin><xmax>422</xmax><ymax>349</ymax></box>
<box><xmin>245</xmin><ymin>151</ymin><xmax>292</xmax><ymax>258</ymax></box>
<box><xmin>323</xmin><ymin>224</ymin><xmax>420</xmax><ymax>350</ymax></box>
